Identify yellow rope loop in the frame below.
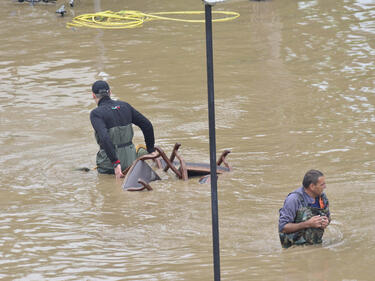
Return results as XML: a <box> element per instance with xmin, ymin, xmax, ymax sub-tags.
<box><xmin>149</xmin><ymin>11</ymin><xmax>240</xmax><ymax>23</ymax></box>
<box><xmin>66</xmin><ymin>10</ymin><xmax>240</xmax><ymax>29</ymax></box>
<box><xmin>67</xmin><ymin>10</ymin><xmax>146</xmax><ymax>29</ymax></box>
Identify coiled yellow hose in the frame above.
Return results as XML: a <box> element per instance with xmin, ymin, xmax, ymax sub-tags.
<box><xmin>66</xmin><ymin>10</ymin><xmax>240</xmax><ymax>29</ymax></box>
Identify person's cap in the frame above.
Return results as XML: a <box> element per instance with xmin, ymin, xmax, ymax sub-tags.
<box><xmin>92</xmin><ymin>80</ymin><xmax>110</xmax><ymax>94</ymax></box>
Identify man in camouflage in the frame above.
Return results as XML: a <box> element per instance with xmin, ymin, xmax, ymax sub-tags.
<box><xmin>278</xmin><ymin>169</ymin><xmax>331</xmax><ymax>248</ymax></box>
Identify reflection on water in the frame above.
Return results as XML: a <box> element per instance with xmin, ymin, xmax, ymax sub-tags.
<box><xmin>0</xmin><ymin>0</ymin><xmax>374</xmax><ymax>280</ymax></box>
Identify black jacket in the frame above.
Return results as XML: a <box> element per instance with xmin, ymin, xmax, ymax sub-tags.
<box><xmin>90</xmin><ymin>96</ymin><xmax>155</xmax><ymax>163</ymax></box>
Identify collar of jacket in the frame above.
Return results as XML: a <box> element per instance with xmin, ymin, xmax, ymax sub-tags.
<box><xmin>98</xmin><ymin>95</ymin><xmax>111</xmax><ymax>106</ymax></box>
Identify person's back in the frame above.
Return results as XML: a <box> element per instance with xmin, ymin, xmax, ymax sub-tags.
<box><xmin>89</xmin><ymin>80</ymin><xmax>155</xmax><ymax>178</ymax></box>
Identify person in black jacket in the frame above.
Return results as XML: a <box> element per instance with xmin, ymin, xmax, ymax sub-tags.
<box><xmin>90</xmin><ymin>80</ymin><xmax>156</xmax><ymax>178</ymax></box>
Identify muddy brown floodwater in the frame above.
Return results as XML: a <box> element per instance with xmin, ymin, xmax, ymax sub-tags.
<box><xmin>0</xmin><ymin>0</ymin><xmax>374</xmax><ymax>280</ymax></box>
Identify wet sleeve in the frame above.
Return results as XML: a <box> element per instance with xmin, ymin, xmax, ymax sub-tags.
<box><xmin>278</xmin><ymin>193</ymin><xmax>301</xmax><ymax>233</ymax></box>
<box><xmin>90</xmin><ymin>110</ymin><xmax>118</xmax><ymax>163</ymax></box>
<box><xmin>130</xmin><ymin>106</ymin><xmax>155</xmax><ymax>153</ymax></box>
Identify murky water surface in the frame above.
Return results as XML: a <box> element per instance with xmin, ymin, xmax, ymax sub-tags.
<box><xmin>1</xmin><ymin>0</ymin><xmax>374</xmax><ymax>280</ymax></box>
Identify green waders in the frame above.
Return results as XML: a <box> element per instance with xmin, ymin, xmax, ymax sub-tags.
<box><xmin>95</xmin><ymin>124</ymin><xmax>147</xmax><ymax>174</ymax></box>
<box><xmin>279</xmin><ymin>193</ymin><xmax>329</xmax><ymax>248</ymax></box>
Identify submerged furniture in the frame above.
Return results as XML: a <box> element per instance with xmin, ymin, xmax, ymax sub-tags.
<box><xmin>122</xmin><ymin>143</ymin><xmax>232</xmax><ymax>191</ymax></box>
<box><xmin>121</xmin><ymin>158</ymin><xmax>161</xmax><ymax>191</ymax></box>
<box><xmin>155</xmin><ymin>143</ymin><xmax>232</xmax><ymax>182</ymax></box>
<box><xmin>121</xmin><ymin>146</ymin><xmax>180</xmax><ymax>191</ymax></box>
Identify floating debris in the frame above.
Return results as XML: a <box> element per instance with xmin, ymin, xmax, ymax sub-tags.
<box><xmin>56</xmin><ymin>4</ymin><xmax>66</xmax><ymax>17</ymax></box>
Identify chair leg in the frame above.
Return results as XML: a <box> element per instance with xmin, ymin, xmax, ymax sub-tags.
<box><xmin>138</xmin><ymin>178</ymin><xmax>153</xmax><ymax>191</ymax></box>
<box><xmin>217</xmin><ymin>150</ymin><xmax>232</xmax><ymax>171</ymax></box>
<box><xmin>174</xmin><ymin>152</ymin><xmax>188</xmax><ymax>181</ymax></box>
<box><xmin>164</xmin><ymin>143</ymin><xmax>181</xmax><ymax>172</ymax></box>
<box><xmin>154</xmin><ymin>146</ymin><xmax>182</xmax><ymax>179</ymax></box>
<box><xmin>153</xmin><ymin>157</ymin><xmax>163</xmax><ymax>169</ymax></box>
<box><xmin>125</xmin><ymin>178</ymin><xmax>152</xmax><ymax>191</ymax></box>
<box><xmin>122</xmin><ymin>165</ymin><xmax>132</xmax><ymax>177</ymax></box>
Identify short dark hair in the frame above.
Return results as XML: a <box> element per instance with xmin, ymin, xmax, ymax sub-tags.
<box><xmin>92</xmin><ymin>80</ymin><xmax>110</xmax><ymax>98</ymax></box>
<box><xmin>302</xmin><ymin>169</ymin><xmax>324</xmax><ymax>188</ymax></box>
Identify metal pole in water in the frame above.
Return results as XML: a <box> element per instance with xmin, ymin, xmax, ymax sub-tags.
<box><xmin>203</xmin><ymin>1</ymin><xmax>225</xmax><ymax>280</ymax></box>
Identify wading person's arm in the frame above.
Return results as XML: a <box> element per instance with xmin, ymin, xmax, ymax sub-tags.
<box><xmin>282</xmin><ymin>215</ymin><xmax>329</xmax><ymax>233</ymax></box>
<box><xmin>279</xmin><ymin>193</ymin><xmax>330</xmax><ymax>234</ymax></box>
<box><xmin>130</xmin><ymin>106</ymin><xmax>155</xmax><ymax>153</ymax></box>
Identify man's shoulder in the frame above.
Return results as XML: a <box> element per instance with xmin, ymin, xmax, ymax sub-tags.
<box><xmin>280</xmin><ymin>188</ymin><xmax>303</xmax><ymax>216</ymax></box>
<box><xmin>112</xmin><ymin>100</ymin><xmax>131</xmax><ymax>109</ymax></box>
<box><xmin>90</xmin><ymin>107</ymin><xmax>99</xmax><ymax>116</ymax></box>
<box><xmin>285</xmin><ymin>192</ymin><xmax>301</xmax><ymax>204</ymax></box>
<box><xmin>90</xmin><ymin>104</ymin><xmax>105</xmax><ymax>115</ymax></box>
<box><xmin>114</xmin><ymin>99</ymin><xmax>129</xmax><ymax>105</ymax></box>
<box><xmin>286</xmin><ymin>187</ymin><xmax>304</xmax><ymax>200</ymax></box>
<box><xmin>282</xmin><ymin>188</ymin><xmax>304</xmax><ymax>208</ymax></box>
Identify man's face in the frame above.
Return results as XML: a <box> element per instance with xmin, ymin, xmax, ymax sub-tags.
<box><xmin>311</xmin><ymin>176</ymin><xmax>326</xmax><ymax>196</ymax></box>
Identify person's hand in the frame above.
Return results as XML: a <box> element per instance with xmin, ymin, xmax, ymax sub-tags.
<box><xmin>114</xmin><ymin>164</ymin><xmax>124</xmax><ymax>179</ymax></box>
<box><xmin>307</xmin><ymin>215</ymin><xmax>329</xmax><ymax>229</ymax></box>
<box><xmin>306</xmin><ymin>215</ymin><xmax>323</xmax><ymax>228</ymax></box>
<box><xmin>320</xmin><ymin>215</ymin><xmax>329</xmax><ymax>229</ymax></box>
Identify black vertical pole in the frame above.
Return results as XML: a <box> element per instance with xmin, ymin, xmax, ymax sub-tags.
<box><xmin>204</xmin><ymin>3</ymin><xmax>221</xmax><ymax>281</ymax></box>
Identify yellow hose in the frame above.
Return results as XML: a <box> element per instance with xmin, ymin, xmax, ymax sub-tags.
<box><xmin>66</xmin><ymin>10</ymin><xmax>240</xmax><ymax>29</ymax></box>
